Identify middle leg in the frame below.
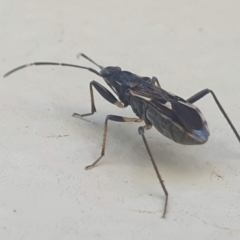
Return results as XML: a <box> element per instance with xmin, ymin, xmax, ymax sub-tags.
<box><xmin>151</xmin><ymin>76</ymin><xmax>161</xmax><ymax>88</ymax></box>
<box><xmin>85</xmin><ymin>115</ymin><xmax>143</xmax><ymax>170</ymax></box>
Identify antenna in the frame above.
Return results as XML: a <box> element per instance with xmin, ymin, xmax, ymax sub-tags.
<box><xmin>78</xmin><ymin>53</ymin><xmax>103</xmax><ymax>70</ymax></box>
<box><xmin>3</xmin><ymin>62</ymin><xmax>100</xmax><ymax>78</ymax></box>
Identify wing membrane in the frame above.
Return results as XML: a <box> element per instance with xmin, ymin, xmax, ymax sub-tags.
<box><xmin>130</xmin><ymin>84</ymin><xmax>203</xmax><ymax>131</ymax></box>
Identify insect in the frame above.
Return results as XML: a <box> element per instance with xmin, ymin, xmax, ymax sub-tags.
<box><xmin>4</xmin><ymin>53</ymin><xmax>240</xmax><ymax>218</ymax></box>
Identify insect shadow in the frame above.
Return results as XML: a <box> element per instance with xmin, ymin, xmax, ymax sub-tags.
<box><xmin>4</xmin><ymin>53</ymin><xmax>239</xmax><ymax>218</ymax></box>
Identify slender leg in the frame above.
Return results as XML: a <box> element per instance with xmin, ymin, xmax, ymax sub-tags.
<box><xmin>85</xmin><ymin>115</ymin><xmax>143</xmax><ymax>170</ymax></box>
<box><xmin>73</xmin><ymin>80</ymin><xmax>126</xmax><ymax>118</ymax></box>
<box><xmin>151</xmin><ymin>76</ymin><xmax>161</xmax><ymax>88</ymax></box>
<box><xmin>187</xmin><ymin>88</ymin><xmax>240</xmax><ymax>142</ymax></box>
<box><xmin>138</xmin><ymin>125</ymin><xmax>168</xmax><ymax>218</ymax></box>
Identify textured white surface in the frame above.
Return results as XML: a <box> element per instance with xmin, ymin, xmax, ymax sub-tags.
<box><xmin>0</xmin><ymin>1</ymin><xmax>240</xmax><ymax>239</ymax></box>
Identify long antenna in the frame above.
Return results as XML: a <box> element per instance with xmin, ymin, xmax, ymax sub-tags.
<box><xmin>3</xmin><ymin>62</ymin><xmax>100</xmax><ymax>78</ymax></box>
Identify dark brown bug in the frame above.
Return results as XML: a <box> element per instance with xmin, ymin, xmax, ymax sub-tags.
<box><xmin>4</xmin><ymin>53</ymin><xmax>240</xmax><ymax>218</ymax></box>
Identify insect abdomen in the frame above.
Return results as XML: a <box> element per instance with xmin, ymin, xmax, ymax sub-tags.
<box><xmin>146</xmin><ymin>105</ymin><xmax>209</xmax><ymax>145</ymax></box>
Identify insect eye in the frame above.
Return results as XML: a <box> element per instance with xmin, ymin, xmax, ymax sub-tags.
<box><xmin>100</xmin><ymin>68</ymin><xmax>110</xmax><ymax>77</ymax></box>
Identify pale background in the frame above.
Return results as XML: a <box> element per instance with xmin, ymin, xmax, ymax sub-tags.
<box><xmin>0</xmin><ymin>1</ymin><xmax>240</xmax><ymax>239</ymax></box>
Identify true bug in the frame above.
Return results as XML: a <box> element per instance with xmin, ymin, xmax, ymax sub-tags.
<box><xmin>4</xmin><ymin>54</ymin><xmax>240</xmax><ymax>218</ymax></box>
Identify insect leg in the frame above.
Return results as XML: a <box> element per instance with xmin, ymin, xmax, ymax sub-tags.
<box><xmin>138</xmin><ymin>125</ymin><xmax>168</xmax><ymax>218</ymax></box>
<box><xmin>151</xmin><ymin>76</ymin><xmax>161</xmax><ymax>88</ymax></box>
<box><xmin>73</xmin><ymin>80</ymin><xmax>126</xmax><ymax>118</ymax></box>
<box><xmin>187</xmin><ymin>88</ymin><xmax>240</xmax><ymax>142</ymax></box>
<box><xmin>85</xmin><ymin>115</ymin><xmax>142</xmax><ymax>170</ymax></box>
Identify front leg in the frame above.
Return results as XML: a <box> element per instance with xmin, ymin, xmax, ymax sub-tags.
<box><xmin>73</xmin><ymin>80</ymin><xmax>126</xmax><ymax>118</ymax></box>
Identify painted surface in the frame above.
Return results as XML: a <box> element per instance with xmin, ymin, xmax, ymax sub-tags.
<box><xmin>0</xmin><ymin>1</ymin><xmax>240</xmax><ymax>239</ymax></box>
